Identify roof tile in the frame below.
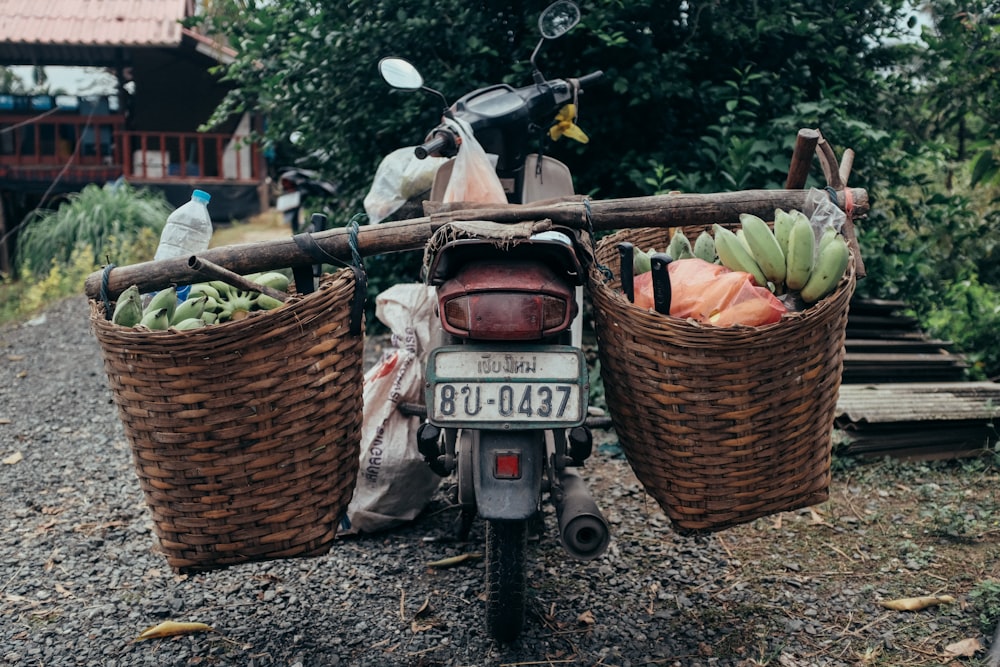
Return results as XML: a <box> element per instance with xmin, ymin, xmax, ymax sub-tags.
<box><xmin>0</xmin><ymin>0</ymin><xmax>188</xmax><ymax>47</ymax></box>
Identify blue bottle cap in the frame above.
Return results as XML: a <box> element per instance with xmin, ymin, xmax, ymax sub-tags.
<box><xmin>192</xmin><ymin>189</ymin><xmax>211</xmax><ymax>204</ymax></box>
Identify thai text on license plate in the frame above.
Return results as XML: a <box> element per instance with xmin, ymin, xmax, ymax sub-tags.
<box><xmin>426</xmin><ymin>346</ymin><xmax>588</xmax><ymax>428</ymax></box>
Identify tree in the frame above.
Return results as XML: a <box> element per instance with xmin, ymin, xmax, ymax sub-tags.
<box><xmin>206</xmin><ymin>0</ymin><xmax>912</xmax><ymax>212</ymax></box>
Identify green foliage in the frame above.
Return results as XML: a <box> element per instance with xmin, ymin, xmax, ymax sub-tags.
<box><xmin>924</xmin><ymin>276</ymin><xmax>1000</xmax><ymax>380</ymax></box>
<box><xmin>969</xmin><ymin>579</ymin><xmax>1000</xmax><ymax>634</ymax></box>
<box><xmin>16</xmin><ymin>182</ymin><xmax>171</xmax><ymax>279</ymax></box>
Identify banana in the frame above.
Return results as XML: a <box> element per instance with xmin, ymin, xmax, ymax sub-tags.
<box><xmin>111</xmin><ymin>285</ymin><xmax>143</xmax><ymax>327</ymax></box>
<box><xmin>784</xmin><ymin>215</ymin><xmax>815</xmax><ymax>291</ymax></box>
<box><xmin>201</xmin><ymin>312</ymin><xmax>218</xmax><ymax>325</ymax></box>
<box><xmin>693</xmin><ymin>230</ymin><xmax>716</xmax><ymax>263</ymax></box>
<box><xmin>172</xmin><ymin>317</ymin><xmax>207</xmax><ymax>331</ymax></box>
<box><xmin>735</xmin><ymin>228</ymin><xmax>753</xmax><ymax>256</ymax></box>
<box><xmin>138</xmin><ymin>307</ymin><xmax>170</xmax><ymax>330</ymax></box>
<box><xmin>253</xmin><ymin>294</ymin><xmax>284</xmax><ymax>311</ymax></box>
<box><xmin>772</xmin><ymin>209</ymin><xmax>795</xmax><ymax>260</ymax></box>
<box><xmin>800</xmin><ymin>235</ymin><xmax>850</xmax><ymax>304</ymax></box>
<box><xmin>208</xmin><ymin>280</ymin><xmax>235</xmax><ymax>300</ymax></box>
<box><xmin>739</xmin><ymin>213</ymin><xmax>786</xmax><ymax>286</ymax></box>
<box><xmin>713</xmin><ymin>224</ymin><xmax>768</xmax><ymax>286</ymax></box>
<box><xmin>632</xmin><ymin>247</ymin><xmax>652</xmax><ymax>275</ymax></box>
<box><xmin>250</xmin><ymin>271</ymin><xmax>291</xmax><ymax>293</ymax></box>
<box><xmin>144</xmin><ymin>286</ymin><xmax>177</xmax><ymax>321</ymax></box>
<box><xmin>170</xmin><ymin>294</ymin><xmax>208</xmax><ymax>325</ymax></box>
<box><xmin>817</xmin><ymin>226</ymin><xmax>838</xmax><ymax>254</ymax></box>
<box><xmin>668</xmin><ymin>229</ymin><xmax>694</xmax><ymax>260</ymax></box>
<box><xmin>188</xmin><ymin>282</ymin><xmax>222</xmax><ymax>302</ymax></box>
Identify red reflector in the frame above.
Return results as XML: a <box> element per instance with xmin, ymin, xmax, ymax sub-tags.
<box><xmin>494</xmin><ymin>452</ymin><xmax>521</xmax><ymax>479</ymax></box>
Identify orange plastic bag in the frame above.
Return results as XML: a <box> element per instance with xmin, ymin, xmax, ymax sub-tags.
<box><xmin>633</xmin><ymin>258</ymin><xmax>786</xmax><ymax>327</ymax></box>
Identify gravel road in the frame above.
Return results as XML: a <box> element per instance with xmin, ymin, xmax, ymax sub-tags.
<box><xmin>1</xmin><ymin>295</ymin><xmax>992</xmax><ymax>667</ymax></box>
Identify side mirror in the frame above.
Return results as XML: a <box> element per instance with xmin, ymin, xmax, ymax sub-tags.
<box><xmin>539</xmin><ymin>1</ymin><xmax>580</xmax><ymax>40</ymax></box>
<box><xmin>378</xmin><ymin>57</ymin><xmax>424</xmax><ymax>91</ymax></box>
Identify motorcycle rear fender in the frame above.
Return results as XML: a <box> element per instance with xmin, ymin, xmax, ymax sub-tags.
<box><xmin>473</xmin><ymin>430</ymin><xmax>545</xmax><ymax>520</ymax></box>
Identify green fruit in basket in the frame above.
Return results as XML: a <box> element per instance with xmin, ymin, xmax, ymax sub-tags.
<box><xmin>189</xmin><ymin>282</ymin><xmax>222</xmax><ymax>302</ymax></box>
<box><xmin>784</xmin><ymin>214</ymin><xmax>816</xmax><ymax>291</ymax></box>
<box><xmin>817</xmin><ymin>226</ymin><xmax>838</xmax><ymax>254</ymax></box>
<box><xmin>668</xmin><ymin>229</ymin><xmax>694</xmax><ymax>260</ymax></box>
<box><xmin>713</xmin><ymin>224</ymin><xmax>768</xmax><ymax>287</ymax></box>
<box><xmin>250</xmin><ymin>271</ymin><xmax>291</xmax><ymax>293</ymax></box>
<box><xmin>172</xmin><ymin>317</ymin><xmax>207</xmax><ymax>331</ymax></box>
<box><xmin>739</xmin><ymin>213</ymin><xmax>786</xmax><ymax>287</ymax></box>
<box><xmin>208</xmin><ymin>280</ymin><xmax>236</xmax><ymax>300</ymax></box>
<box><xmin>253</xmin><ymin>293</ymin><xmax>284</xmax><ymax>311</ymax></box>
<box><xmin>171</xmin><ymin>294</ymin><xmax>208</xmax><ymax>325</ymax></box>
<box><xmin>138</xmin><ymin>307</ymin><xmax>170</xmax><ymax>330</ymax></box>
<box><xmin>201</xmin><ymin>311</ymin><xmax>218</xmax><ymax>325</ymax></box>
<box><xmin>800</xmin><ymin>235</ymin><xmax>850</xmax><ymax>304</ymax></box>
<box><xmin>693</xmin><ymin>231</ymin><xmax>716</xmax><ymax>263</ymax></box>
<box><xmin>772</xmin><ymin>208</ymin><xmax>795</xmax><ymax>258</ymax></box>
<box><xmin>111</xmin><ymin>285</ymin><xmax>143</xmax><ymax>327</ymax></box>
<box><xmin>632</xmin><ymin>247</ymin><xmax>652</xmax><ymax>275</ymax></box>
<box><xmin>144</xmin><ymin>285</ymin><xmax>177</xmax><ymax>321</ymax></box>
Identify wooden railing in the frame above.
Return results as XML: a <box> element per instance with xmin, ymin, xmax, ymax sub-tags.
<box><xmin>0</xmin><ymin>114</ymin><xmax>263</xmax><ymax>184</ymax></box>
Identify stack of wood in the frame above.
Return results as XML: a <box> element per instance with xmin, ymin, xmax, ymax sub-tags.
<box><xmin>835</xmin><ymin>297</ymin><xmax>1000</xmax><ymax>460</ymax></box>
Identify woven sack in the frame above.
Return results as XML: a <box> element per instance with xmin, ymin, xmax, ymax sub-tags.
<box><xmin>90</xmin><ymin>269</ymin><xmax>364</xmax><ymax>572</ymax></box>
<box><xmin>589</xmin><ymin>226</ymin><xmax>855</xmax><ymax>534</ymax></box>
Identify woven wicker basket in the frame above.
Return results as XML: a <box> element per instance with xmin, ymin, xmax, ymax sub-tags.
<box><xmin>589</xmin><ymin>226</ymin><xmax>855</xmax><ymax>534</ymax></box>
<box><xmin>90</xmin><ymin>269</ymin><xmax>364</xmax><ymax>572</ymax></box>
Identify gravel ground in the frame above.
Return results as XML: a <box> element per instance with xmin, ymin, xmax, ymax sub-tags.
<box><xmin>1</xmin><ymin>295</ymin><xmax>996</xmax><ymax>667</ymax></box>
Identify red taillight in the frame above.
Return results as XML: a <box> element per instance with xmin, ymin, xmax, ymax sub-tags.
<box><xmin>441</xmin><ymin>292</ymin><xmax>571</xmax><ymax>340</ymax></box>
<box><xmin>280</xmin><ymin>177</ymin><xmax>297</xmax><ymax>193</ymax></box>
<box><xmin>494</xmin><ymin>451</ymin><xmax>521</xmax><ymax>479</ymax></box>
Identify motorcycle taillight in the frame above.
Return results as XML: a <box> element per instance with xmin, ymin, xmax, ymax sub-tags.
<box><xmin>280</xmin><ymin>177</ymin><xmax>297</xmax><ymax>193</ymax></box>
<box><xmin>437</xmin><ymin>261</ymin><xmax>575</xmax><ymax>341</ymax></box>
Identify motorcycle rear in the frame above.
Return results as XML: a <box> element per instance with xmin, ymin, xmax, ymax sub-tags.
<box><xmin>380</xmin><ymin>0</ymin><xmax>609</xmax><ymax>642</ymax></box>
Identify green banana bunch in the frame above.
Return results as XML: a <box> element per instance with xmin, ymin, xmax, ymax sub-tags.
<box><xmin>713</xmin><ymin>224</ymin><xmax>768</xmax><ymax>287</ymax></box>
<box><xmin>800</xmin><ymin>235</ymin><xmax>850</xmax><ymax>304</ymax></box>
<box><xmin>111</xmin><ymin>285</ymin><xmax>143</xmax><ymax>327</ymax></box>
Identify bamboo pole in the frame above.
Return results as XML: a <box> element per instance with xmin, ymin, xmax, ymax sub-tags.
<box><xmin>85</xmin><ymin>188</ymin><xmax>868</xmax><ymax>301</ymax></box>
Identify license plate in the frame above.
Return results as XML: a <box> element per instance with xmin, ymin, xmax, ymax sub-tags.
<box><xmin>276</xmin><ymin>191</ymin><xmax>301</xmax><ymax>212</ymax></box>
<box><xmin>426</xmin><ymin>345</ymin><xmax>588</xmax><ymax>429</ymax></box>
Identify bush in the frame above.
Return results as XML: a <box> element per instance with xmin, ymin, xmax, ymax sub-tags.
<box><xmin>16</xmin><ymin>181</ymin><xmax>171</xmax><ymax>278</ymax></box>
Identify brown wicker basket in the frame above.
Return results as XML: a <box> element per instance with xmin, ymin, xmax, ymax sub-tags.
<box><xmin>589</xmin><ymin>226</ymin><xmax>855</xmax><ymax>534</ymax></box>
<box><xmin>90</xmin><ymin>269</ymin><xmax>364</xmax><ymax>572</ymax></box>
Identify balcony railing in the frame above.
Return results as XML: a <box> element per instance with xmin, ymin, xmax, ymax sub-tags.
<box><xmin>0</xmin><ymin>112</ymin><xmax>263</xmax><ymax>185</ymax></box>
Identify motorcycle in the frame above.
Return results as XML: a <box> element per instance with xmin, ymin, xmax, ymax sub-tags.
<box><xmin>275</xmin><ymin>164</ymin><xmax>339</xmax><ymax>234</ymax></box>
<box><xmin>379</xmin><ymin>0</ymin><xmax>607</xmax><ymax>642</ymax></box>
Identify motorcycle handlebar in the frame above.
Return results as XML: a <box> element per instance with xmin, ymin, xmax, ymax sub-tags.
<box><xmin>574</xmin><ymin>70</ymin><xmax>604</xmax><ymax>89</ymax></box>
<box><xmin>415</xmin><ymin>130</ymin><xmax>455</xmax><ymax>159</ymax></box>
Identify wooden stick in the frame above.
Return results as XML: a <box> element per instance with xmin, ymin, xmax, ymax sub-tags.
<box><xmin>85</xmin><ymin>188</ymin><xmax>868</xmax><ymax>300</ymax></box>
<box><xmin>816</xmin><ymin>135</ymin><xmax>845</xmax><ymax>189</ymax></box>
<box><xmin>785</xmin><ymin>128</ymin><xmax>820</xmax><ymax>189</ymax></box>
<box><xmin>188</xmin><ymin>256</ymin><xmax>289</xmax><ymax>302</ymax></box>
<box><xmin>839</xmin><ymin>148</ymin><xmax>855</xmax><ymax>186</ymax></box>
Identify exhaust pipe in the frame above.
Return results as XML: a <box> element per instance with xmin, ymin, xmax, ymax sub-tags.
<box><xmin>553</xmin><ymin>468</ymin><xmax>610</xmax><ymax>561</ymax></box>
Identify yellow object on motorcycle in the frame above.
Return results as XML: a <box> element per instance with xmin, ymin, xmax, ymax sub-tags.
<box><xmin>549</xmin><ymin>104</ymin><xmax>589</xmax><ymax>143</ymax></box>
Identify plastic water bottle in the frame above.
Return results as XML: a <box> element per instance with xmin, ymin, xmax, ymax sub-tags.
<box><xmin>153</xmin><ymin>189</ymin><xmax>213</xmax><ymax>301</ymax></box>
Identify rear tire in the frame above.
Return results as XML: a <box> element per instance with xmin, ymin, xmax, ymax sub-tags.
<box><xmin>485</xmin><ymin>519</ymin><xmax>527</xmax><ymax>642</ymax></box>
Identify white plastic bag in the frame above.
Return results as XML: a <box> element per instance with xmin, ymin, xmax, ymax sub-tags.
<box><xmin>363</xmin><ymin>147</ymin><xmax>447</xmax><ymax>224</ymax></box>
<box><xmin>442</xmin><ymin>117</ymin><xmax>507</xmax><ymax>204</ymax></box>
<box><xmin>343</xmin><ymin>283</ymin><xmax>442</xmax><ymax>534</ymax></box>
